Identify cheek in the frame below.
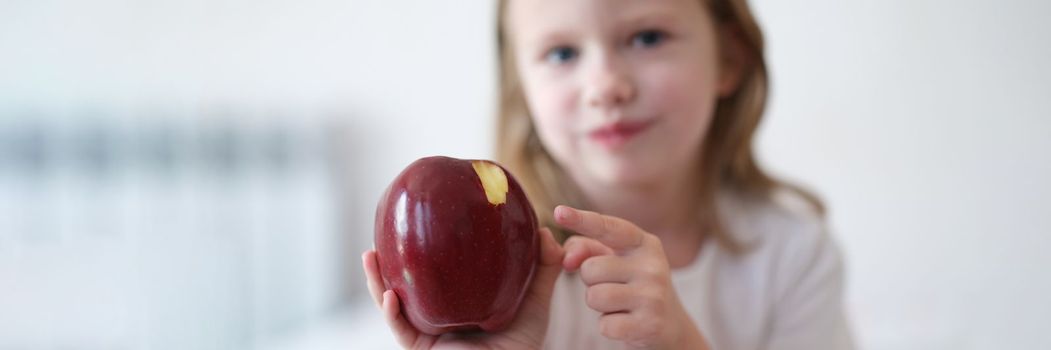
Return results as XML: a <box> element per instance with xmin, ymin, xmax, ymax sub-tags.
<box><xmin>521</xmin><ymin>72</ymin><xmax>582</xmax><ymax>157</ymax></box>
<box><xmin>528</xmin><ymin>81</ymin><xmax>578</xmax><ymax>126</ymax></box>
<box><xmin>648</xmin><ymin>56</ymin><xmax>718</xmax><ymax>119</ymax></box>
<box><xmin>530</xmin><ymin>99</ymin><xmax>576</xmax><ymax>161</ymax></box>
<box><xmin>646</xmin><ymin>57</ymin><xmax>717</xmax><ymax>110</ymax></box>
<box><xmin>637</xmin><ymin>58</ymin><xmax>720</xmax><ymax>151</ymax></box>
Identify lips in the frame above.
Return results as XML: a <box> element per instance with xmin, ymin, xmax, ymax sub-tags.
<box><xmin>587</xmin><ymin>120</ymin><xmax>654</xmax><ymax>149</ymax></box>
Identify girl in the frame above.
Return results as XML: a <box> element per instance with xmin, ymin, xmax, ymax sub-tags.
<box><xmin>363</xmin><ymin>0</ymin><xmax>854</xmax><ymax>348</ymax></box>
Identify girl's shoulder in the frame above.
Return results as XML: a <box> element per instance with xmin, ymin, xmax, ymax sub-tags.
<box><xmin>714</xmin><ymin>186</ymin><xmax>847</xmax><ymax>311</ymax></box>
<box><xmin>717</xmin><ymin>186</ymin><xmax>841</xmax><ymax>264</ymax></box>
<box><xmin>720</xmin><ymin>186</ymin><xmax>824</xmax><ymax>237</ymax></box>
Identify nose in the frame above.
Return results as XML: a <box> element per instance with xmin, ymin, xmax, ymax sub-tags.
<box><xmin>583</xmin><ymin>53</ymin><xmax>636</xmax><ymax>110</ymax></box>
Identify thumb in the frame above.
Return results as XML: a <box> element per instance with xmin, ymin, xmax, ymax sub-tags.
<box><xmin>531</xmin><ymin>227</ymin><xmax>564</xmax><ymax>301</ymax></box>
<box><xmin>509</xmin><ymin>227</ymin><xmax>564</xmax><ymax>344</ymax></box>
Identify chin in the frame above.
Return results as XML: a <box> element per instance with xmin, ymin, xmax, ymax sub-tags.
<box><xmin>583</xmin><ymin>154</ymin><xmax>665</xmax><ymax>188</ymax></box>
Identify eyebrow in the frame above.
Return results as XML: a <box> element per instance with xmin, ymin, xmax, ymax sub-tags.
<box><xmin>619</xmin><ymin>10</ymin><xmax>683</xmax><ymax>29</ymax></box>
<box><xmin>513</xmin><ymin>29</ymin><xmax>569</xmax><ymax>55</ymax></box>
<box><xmin>515</xmin><ymin>5</ymin><xmax>687</xmax><ymax>50</ymax></box>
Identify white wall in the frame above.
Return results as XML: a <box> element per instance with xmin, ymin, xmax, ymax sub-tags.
<box><xmin>0</xmin><ymin>0</ymin><xmax>494</xmax><ymax>349</ymax></box>
<box><xmin>753</xmin><ymin>0</ymin><xmax>1051</xmax><ymax>348</ymax></box>
<box><xmin>1</xmin><ymin>0</ymin><xmax>1049</xmax><ymax>349</ymax></box>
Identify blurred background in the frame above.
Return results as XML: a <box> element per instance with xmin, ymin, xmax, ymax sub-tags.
<box><xmin>0</xmin><ymin>0</ymin><xmax>1048</xmax><ymax>349</ymax></box>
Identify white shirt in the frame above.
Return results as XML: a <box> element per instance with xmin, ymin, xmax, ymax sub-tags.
<box><xmin>544</xmin><ymin>189</ymin><xmax>855</xmax><ymax>350</ymax></box>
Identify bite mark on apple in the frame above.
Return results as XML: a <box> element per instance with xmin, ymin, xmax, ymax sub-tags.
<box><xmin>471</xmin><ymin>161</ymin><xmax>508</xmax><ymax>206</ymax></box>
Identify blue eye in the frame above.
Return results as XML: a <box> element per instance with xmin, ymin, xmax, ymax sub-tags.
<box><xmin>632</xmin><ymin>30</ymin><xmax>667</xmax><ymax>48</ymax></box>
<box><xmin>545</xmin><ymin>46</ymin><xmax>578</xmax><ymax>64</ymax></box>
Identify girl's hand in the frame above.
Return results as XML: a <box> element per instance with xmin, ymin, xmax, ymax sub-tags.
<box><xmin>362</xmin><ymin>227</ymin><xmax>565</xmax><ymax>350</ymax></box>
<box><xmin>555</xmin><ymin>205</ymin><xmax>710</xmax><ymax>350</ymax></box>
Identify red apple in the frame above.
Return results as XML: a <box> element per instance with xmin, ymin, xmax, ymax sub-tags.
<box><xmin>374</xmin><ymin>156</ymin><xmax>539</xmax><ymax>335</ymax></box>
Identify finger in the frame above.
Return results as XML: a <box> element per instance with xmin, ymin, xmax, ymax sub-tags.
<box><xmin>562</xmin><ymin>235</ymin><xmax>615</xmax><ymax>271</ymax></box>
<box><xmin>585</xmin><ymin>283</ymin><xmax>637</xmax><ymax>314</ymax></box>
<box><xmin>382</xmin><ymin>290</ymin><xmax>422</xmax><ymax>349</ymax></box>
<box><xmin>555</xmin><ymin>205</ymin><xmax>645</xmax><ymax>252</ymax></box>
<box><xmin>503</xmin><ymin>228</ymin><xmax>564</xmax><ymax>345</ymax></box>
<box><xmin>361</xmin><ymin>250</ymin><xmax>385</xmax><ymax>308</ymax></box>
<box><xmin>521</xmin><ymin>227</ymin><xmax>566</xmax><ymax>321</ymax></box>
<box><xmin>579</xmin><ymin>255</ymin><xmax>632</xmax><ymax>285</ymax></box>
<box><xmin>599</xmin><ymin>312</ymin><xmax>658</xmax><ymax>345</ymax></box>
<box><xmin>539</xmin><ymin>227</ymin><xmax>566</xmax><ymax>268</ymax></box>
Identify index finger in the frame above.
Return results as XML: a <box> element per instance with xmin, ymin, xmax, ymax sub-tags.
<box><xmin>554</xmin><ymin>205</ymin><xmax>644</xmax><ymax>252</ymax></box>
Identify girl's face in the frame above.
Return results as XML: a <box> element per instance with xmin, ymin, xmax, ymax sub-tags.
<box><xmin>507</xmin><ymin>0</ymin><xmax>734</xmax><ymax>189</ymax></box>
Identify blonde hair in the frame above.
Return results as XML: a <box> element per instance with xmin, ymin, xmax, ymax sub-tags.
<box><xmin>494</xmin><ymin>0</ymin><xmax>823</xmax><ymax>249</ymax></box>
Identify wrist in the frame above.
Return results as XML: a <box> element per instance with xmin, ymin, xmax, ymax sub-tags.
<box><xmin>661</xmin><ymin>310</ymin><xmax>708</xmax><ymax>350</ymax></box>
<box><xmin>677</xmin><ymin>321</ymin><xmax>709</xmax><ymax>350</ymax></box>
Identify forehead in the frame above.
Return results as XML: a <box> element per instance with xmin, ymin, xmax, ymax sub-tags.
<box><xmin>505</xmin><ymin>0</ymin><xmax>706</xmax><ymax>41</ymax></box>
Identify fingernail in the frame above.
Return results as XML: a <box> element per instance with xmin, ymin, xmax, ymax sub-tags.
<box><xmin>556</xmin><ymin>206</ymin><xmax>577</xmax><ymax>222</ymax></box>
